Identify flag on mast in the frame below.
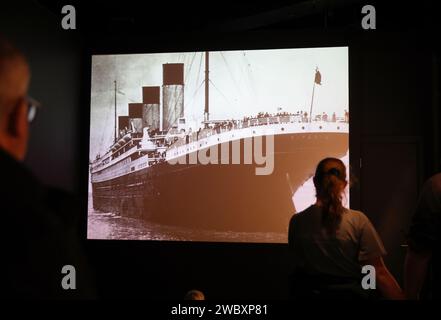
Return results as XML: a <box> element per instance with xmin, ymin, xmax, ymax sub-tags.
<box><xmin>314</xmin><ymin>67</ymin><xmax>322</xmax><ymax>85</ymax></box>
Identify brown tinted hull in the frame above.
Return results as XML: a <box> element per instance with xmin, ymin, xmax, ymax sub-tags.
<box><xmin>91</xmin><ymin>132</ymin><xmax>348</xmax><ymax>233</ymax></box>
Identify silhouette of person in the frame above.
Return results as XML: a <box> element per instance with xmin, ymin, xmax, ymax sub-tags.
<box><xmin>0</xmin><ymin>35</ymin><xmax>94</xmax><ymax>298</ymax></box>
<box><xmin>344</xmin><ymin>109</ymin><xmax>349</xmax><ymax>122</ymax></box>
<box><xmin>404</xmin><ymin>173</ymin><xmax>440</xmax><ymax>299</ymax></box>
<box><xmin>288</xmin><ymin>158</ymin><xmax>404</xmax><ymax>299</ymax></box>
<box><xmin>303</xmin><ymin>112</ymin><xmax>308</xmax><ymax>122</ymax></box>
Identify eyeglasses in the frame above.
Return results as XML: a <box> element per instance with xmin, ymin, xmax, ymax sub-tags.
<box><xmin>26</xmin><ymin>96</ymin><xmax>41</xmax><ymax>123</ymax></box>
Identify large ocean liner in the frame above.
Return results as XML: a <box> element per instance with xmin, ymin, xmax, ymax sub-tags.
<box><xmin>89</xmin><ymin>52</ymin><xmax>348</xmax><ymax>233</ymax></box>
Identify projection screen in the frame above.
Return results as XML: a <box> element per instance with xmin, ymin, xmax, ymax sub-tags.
<box><xmin>87</xmin><ymin>46</ymin><xmax>349</xmax><ymax>243</ymax></box>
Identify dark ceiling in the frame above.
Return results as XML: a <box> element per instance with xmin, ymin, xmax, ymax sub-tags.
<box><xmin>29</xmin><ymin>0</ymin><xmax>439</xmax><ymax>56</ymax></box>
<box><xmin>34</xmin><ymin>0</ymin><xmax>438</xmax><ymax>35</ymax></box>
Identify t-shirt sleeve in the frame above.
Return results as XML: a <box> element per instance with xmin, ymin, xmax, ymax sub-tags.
<box><xmin>358</xmin><ymin>214</ymin><xmax>387</xmax><ymax>262</ymax></box>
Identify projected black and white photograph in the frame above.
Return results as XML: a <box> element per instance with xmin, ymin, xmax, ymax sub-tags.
<box><xmin>87</xmin><ymin>47</ymin><xmax>349</xmax><ymax>243</ymax></box>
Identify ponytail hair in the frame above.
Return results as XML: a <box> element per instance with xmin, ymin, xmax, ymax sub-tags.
<box><xmin>313</xmin><ymin>158</ymin><xmax>347</xmax><ymax>234</ymax></box>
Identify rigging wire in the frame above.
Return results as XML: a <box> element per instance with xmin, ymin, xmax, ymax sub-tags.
<box><xmin>195</xmin><ymin>52</ymin><xmax>203</xmax><ymax>93</ymax></box>
<box><xmin>186</xmin><ymin>52</ymin><xmax>204</xmax><ymax>112</ymax></box>
<box><xmin>220</xmin><ymin>52</ymin><xmax>241</xmax><ymax>96</ymax></box>
<box><xmin>184</xmin><ymin>52</ymin><xmax>197</xmax><ymax>85</ymax></box>
<box><xmin>97</xmin><ymin>83</ymin><xmax>114</xmax><ymax>157</ymax></box>
<box><xmin>186</xmin><ymin>80</ymin><xmax>205</xmax><ymax>108</ymax></box>
<box><xmin>209</xmin><ymin>79</ymin><xmax>234</xmax><ymax>108</ymax></box>
<box><xmin>241</xmin><ymin>51</ymin><xmax>259</xmax><ymax>108</ymax></box>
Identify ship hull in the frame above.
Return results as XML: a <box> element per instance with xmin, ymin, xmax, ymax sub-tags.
<box><xmin>91</xmin><ymin>132</ymin><xmax>348</xmax><ymax>233</ymax></box>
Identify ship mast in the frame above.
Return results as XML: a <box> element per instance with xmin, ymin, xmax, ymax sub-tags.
<box><xmin>204</xmin><ymin>51</ymin><xmax>209</xmax><ymax>128</ymax></box>
<box><xmin>114</xmin><ymin>80</ymin><xmax>117</xmax><ymax>143</ymax></box>
<box><xmin>309</xmin><ymin>67</ymin><xmax>321</xmax><ymax>123</ymax></box>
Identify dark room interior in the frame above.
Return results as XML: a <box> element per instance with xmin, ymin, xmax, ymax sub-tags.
<box><xmin>0</xmin><ymin>0</ymin><xmax>439</xmax><ymax>308</ymax></box>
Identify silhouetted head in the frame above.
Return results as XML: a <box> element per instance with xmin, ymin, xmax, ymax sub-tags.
<box><xmin>0</xmin><ymin>35</ymin><xmax>31</xmax><ymax>161</ymax></box>
<box><xmin>184</xmin><ymin>289</ymin><xmax>205</xmax><ymax>300</ymax></box>
<box><xmin>313</xmin><ymin>158</ymin><xmax>348</xmax><ymax>233</ymax></box>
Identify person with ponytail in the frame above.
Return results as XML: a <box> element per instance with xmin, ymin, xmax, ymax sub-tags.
<box><xmin>288</xmin><ymin>158</ymin><xmax>404</xmax><ymax>299</ymax></box>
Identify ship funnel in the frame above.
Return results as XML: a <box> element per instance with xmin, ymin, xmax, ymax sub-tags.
<box><xmin>118</xmin><ymin>116</ymin><xmax>130</xmax><ymax>138</ymax></box>
<box><xmin>142</xmin><ymin>86</ymin><xmax>160</xmax><ymax>131</ymax></box>
<box><xmin>128</xmin><ymin>103</ymin><xmax>143</xmax><ymax>133</ymax></box>
<box><xmin>162</xmin><ymin>63</ymin><xmax>184</xmax><ymax>131</ymax></box>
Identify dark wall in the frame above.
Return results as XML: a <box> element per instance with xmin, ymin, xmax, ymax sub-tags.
<box><xmin>354</xmin><ymin>31</ymin><xmax>437</xmax><ymax>283</ymax></box>
<box><xmin>0</xmin><ymin>1</ymin><xmax>83</xmax><ymax>192</ymax></box>
<box><xmin>83</xmin><ymin>28</ymin><xmax>438</xmax><ymax>298</ymax></box>
<box><xmin>1</xmin><ymin>1</ymin><xmax>439</xmax><ymax>299</ymax></box>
